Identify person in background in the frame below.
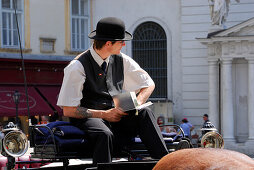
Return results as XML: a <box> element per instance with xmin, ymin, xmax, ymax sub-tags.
<box><xmin>203</xmin><ymin>114</ymin><xmax>209</xmax><ymax>128</ymax></box>
<box><xmin>201</xmin><ymin>114</ymin><xmax>216</xmax><ymax>135</ymax></box>
<box><xmin>180</xmin><ymin>118</ymin><xmax>194</xmax><ymax>139</ymax></box>
<box><xmin>165</xmin><ymin>127</ymin><xmax>176</xmax><ymax>133</ymax></box>
<box><xmin>38</xmin><ymin>116</ymin><xmax>49</xmax><ymax>124</ymax></box>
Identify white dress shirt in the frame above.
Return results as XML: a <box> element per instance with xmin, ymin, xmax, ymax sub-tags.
<box><xmin>57</xmin><ymin>46</ymin><xmax>154</xmax><ymax>107</ymax></box>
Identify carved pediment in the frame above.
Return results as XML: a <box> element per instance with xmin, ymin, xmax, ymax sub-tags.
<box><xmin>229</xmin><ymin>25</ymin><xmax>254</xmax><ymax>36</ymax></box>
<box><xmin>197</xmin><ymin>17</ymin><xmax>254</xmax><ymax>57</ymax></box>
<box><xmin>214</xmin><ymin>17</ymin><xmax>254</xmax><ymax>37</ymax></box>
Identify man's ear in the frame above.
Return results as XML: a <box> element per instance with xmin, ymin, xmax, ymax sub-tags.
<box><xmin>105</xmin><ymin>41</ymin><xmax>112</xmax><ymax>47</ymax></box>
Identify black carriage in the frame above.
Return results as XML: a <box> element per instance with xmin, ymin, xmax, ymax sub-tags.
<box><xmin>27</xmin><ymin>122</ymin><xmax>192</xmax><ymax>169</ymax></box>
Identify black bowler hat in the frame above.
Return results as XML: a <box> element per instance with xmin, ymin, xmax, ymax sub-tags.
<box><xmin>88</xmin><ymin>17</ymin><xmax>133</xmax><ymax>41</ymax></box>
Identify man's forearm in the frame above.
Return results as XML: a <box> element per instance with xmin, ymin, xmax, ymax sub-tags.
<box><xmin>63</xmin><ymin>106</ymin><xmax>103</xmax><ymax>119</ymax></box>
<box><xmin>136</xmin><ymin>85</ymin><xmax>155</xmax><ymax>105</ymax></box>
<box><xmin>75</xmin><ymin>107</ymin><xmax>93</xmax><ymax>118</ymax></box>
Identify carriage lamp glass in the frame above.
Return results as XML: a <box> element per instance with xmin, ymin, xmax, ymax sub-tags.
<box><xmin>2</xmin><ymin>130</ymin><xmax>28</xmax><ymax>157</ymax></box>
<box><xmin>1</xmin><ymin>122</ymin><xmax>28</xmax><ymax>157</ymax></box>
<box><xmin>201</xmin><ymin>131</ymin><xmax>224</xmax><ymax>149</ymax></box>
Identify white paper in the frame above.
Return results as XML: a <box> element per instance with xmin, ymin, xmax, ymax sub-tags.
<box><xmin>112</xmin><ymin>92</ymin><xmax>153</xmax><ymax>115</ymax></box>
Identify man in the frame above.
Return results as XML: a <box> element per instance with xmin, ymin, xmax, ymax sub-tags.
<box><xmin>202</xmin><ymin>114</ymin><xmax>210</xmax><ymax>135</ymax></box>
<box><xmin>57</xmin><ymin>17</ymin><xmax>168</xmax><ymax>165</ymax></box>
<box><xmin>202</xmin><ymin>114</ymin><xmax>209</xmax><ymax>127</ymax></box>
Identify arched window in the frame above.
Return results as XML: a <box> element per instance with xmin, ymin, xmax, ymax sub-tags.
<box><xmin>132</xmin><ymin>22</ymin><xmax>167</xmax><ymax>99</ymax></box>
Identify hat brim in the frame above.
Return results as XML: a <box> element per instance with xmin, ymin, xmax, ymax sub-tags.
<box><xmin>88</xmin><ymin>30</ymin><xmax>133</xmax><ymax>41</ymax></box>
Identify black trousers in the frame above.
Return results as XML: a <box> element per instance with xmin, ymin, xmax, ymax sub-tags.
<box><xmin>70</xmin><ymin>107</ymin><xmax>168</xmax><ymax>165</ymax></box>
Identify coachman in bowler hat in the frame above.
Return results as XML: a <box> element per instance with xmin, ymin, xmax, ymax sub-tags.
<box><xmin>57</xmin><ymin>16</ymin><xmax>169</xmax><ymax>166</ymax></box>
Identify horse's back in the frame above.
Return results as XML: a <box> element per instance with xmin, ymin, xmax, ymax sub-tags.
<box><xmin>153</xmin><ymin>148</ymin><xmax>254</xmax><ymax>170</ymax></box>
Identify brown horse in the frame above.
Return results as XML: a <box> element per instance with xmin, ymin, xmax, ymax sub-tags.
<box><xmin>153</xmin><ymin>148</ymin><xmax>254</xmax><ymax>170</ymax></box>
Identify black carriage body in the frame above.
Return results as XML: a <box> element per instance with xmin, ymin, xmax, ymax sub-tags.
<box><xmin>28</xmin><ymin>122</ymin><xmax>191</xmax><ymax>168</ymax></box>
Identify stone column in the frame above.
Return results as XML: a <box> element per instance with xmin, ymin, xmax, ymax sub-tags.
<box><xmin>221</xmin><ymin>58</ymin><xmax>234</xmax><ymax>139</ymax></box>
<box><xmin>247</xmin><ymin>58</ymin><xmax>254</xmax><ymax>139</ymax></box>
<box><xmin>208</xmin><ymin>58</ymin><xmax>220</xmax><ymax>130</ymax></box>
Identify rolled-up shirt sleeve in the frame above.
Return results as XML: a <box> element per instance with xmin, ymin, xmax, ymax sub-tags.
<box><xmin>121</xmin><ymin>53</ymin><xmax>155</xmax><ymax>93</ymax></box>
<box><xmin>57</xmin><ymin>60</ymin><xmax>85</xmax><ymax>107</ymax></box>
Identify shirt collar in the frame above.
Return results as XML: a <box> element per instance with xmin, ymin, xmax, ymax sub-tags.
<box><xmin>90</xmin><ymin>45</ymin><xmax>110</xmax><ymax>66</ymax></box>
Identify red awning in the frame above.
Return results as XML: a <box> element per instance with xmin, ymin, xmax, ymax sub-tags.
<box><xmin>35</xmin><ymin>86</ymin><xmax>63</xmax><ymax>115</ymax></box>
<box><xmin>0</xmin><ymin>86</ymin><xmax>54</xmax><ymax>117</ymax></box>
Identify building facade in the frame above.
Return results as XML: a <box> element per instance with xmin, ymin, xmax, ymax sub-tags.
<box><xmin>181</xmin><ymin>0</ymin><xmax>254</xmax><ymax>154</ymax></box>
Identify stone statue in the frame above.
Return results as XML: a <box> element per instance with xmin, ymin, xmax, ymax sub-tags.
<box><xmin>208</xmin><ymin>0</ymin><xmax>240</xmax><ymax>27</ymax></box>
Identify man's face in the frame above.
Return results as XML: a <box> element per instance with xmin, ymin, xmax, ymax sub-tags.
<box><xmin>109</xmin><ymin>41</ymin><xmax>126</xmax><ymax>55</ymax></box>
<box><xmin>203</xmin><ymin>116</ymin><xmax>208</xmax><ymax>121</ymax></box>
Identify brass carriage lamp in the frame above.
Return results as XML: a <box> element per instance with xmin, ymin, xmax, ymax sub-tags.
<box><xmin>13</xmin><ymin>90</ymin><xmax>20</xmax><ymax>126</ymax></box>
<box><xmin>0</xmin><ymin>91</ymin><xmax>29</xmax><ymax>158</ymax></box>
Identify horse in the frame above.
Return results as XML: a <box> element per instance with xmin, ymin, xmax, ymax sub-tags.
<box><xmin>153</xmin><ymin>148</ymin><xmax>254</xmax><ymax>170</ymax></box>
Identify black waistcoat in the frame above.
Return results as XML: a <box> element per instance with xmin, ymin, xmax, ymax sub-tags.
<box><xmin>75</xmin><ymin>50</ymin><xmax>124</xmax><ymax>110</ymax></box>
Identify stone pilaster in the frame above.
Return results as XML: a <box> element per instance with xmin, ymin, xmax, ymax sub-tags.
<box><xmin>208</xmin><ymin>58</ymin><xmax>220</xmax><ymax>130</ymax></box>
<box><xmin>247</xmin><ymin>58</ymin><xmax>254</xmax><ymax>140</ymax></box>
<box><xmin>221</xmin><ymin>58</ymin><xmax>234</xmax><ymax>140</ymax></box>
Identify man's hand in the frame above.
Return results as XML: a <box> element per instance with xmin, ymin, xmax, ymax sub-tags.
<box><xmin>101</xmin><ymin>108</ymin><xmax>128</xmax><ymax>122</ymax></box>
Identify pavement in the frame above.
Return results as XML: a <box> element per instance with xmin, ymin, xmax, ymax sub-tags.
<box><xmin>25</xmin><ymin>146</ymin><xmax>129</xmax><ymax>168</ymax></box>
<box><xmin>40</xmin><ymin>158</ymin><xmax>128</xmax><ymax>168</ymax></box>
